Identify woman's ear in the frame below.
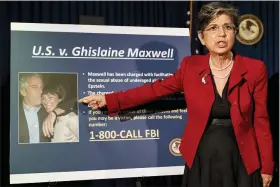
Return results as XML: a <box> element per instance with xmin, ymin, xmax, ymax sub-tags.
<box><xmin>198</xmin><ymin>32</ymin><xmax>205</xmax><ymax>46</ymax></box>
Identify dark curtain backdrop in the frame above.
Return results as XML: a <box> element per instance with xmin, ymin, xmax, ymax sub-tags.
<box><xmin>0</xmin><ymin>1</ymin><xmax>278</xmax><ymax>187</ymax></box>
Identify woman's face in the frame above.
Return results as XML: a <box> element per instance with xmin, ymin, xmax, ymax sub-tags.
<box><xmin>198</xmin><ymin>14</ymin><xmax>236</xmax><ymax>55</ymax></box>
<box><xmin>42</xmin><ymin>93</ymin><xmax>61</xmax><ymax>113</ymax></box>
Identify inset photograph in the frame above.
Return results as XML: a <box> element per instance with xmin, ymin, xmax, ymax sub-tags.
<box><xmin>18</xmin><ymin>72</ymin><xmax>79</xmax><ymax>144</ymax></box>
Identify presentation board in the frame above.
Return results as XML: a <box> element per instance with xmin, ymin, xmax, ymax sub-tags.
<box><xmin>10</xmin><ymin>22</ymin><xmax>191</xmax><ymax>184</ymax></box>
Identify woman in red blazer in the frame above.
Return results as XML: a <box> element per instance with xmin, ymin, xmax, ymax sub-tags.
<box><xmin>79</xmin><ymin>2</ymin><xmax>274</xmax><ymax>187</ymax></box>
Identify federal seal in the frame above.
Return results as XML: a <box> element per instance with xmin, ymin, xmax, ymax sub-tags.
<box><xmin>169</xmin><ymin>138</ymin><xmax>182</xmax><ymax>156</ymax></box>
<box><xmin>236</xmin><ymin>14</ymin><xmax>264</xmax><ymax>45</ymax></box>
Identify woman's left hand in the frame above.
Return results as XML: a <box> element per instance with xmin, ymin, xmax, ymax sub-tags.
<box><xmin>261</xmin><ymin>174</ymin><xmax>273</xmax><ymax>187</ymax></box>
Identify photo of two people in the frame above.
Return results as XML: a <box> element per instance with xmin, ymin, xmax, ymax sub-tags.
<box><xmin>18</xmin><ymin>72</ymin><xmax>79</xmax><ymax>144</ymax></box>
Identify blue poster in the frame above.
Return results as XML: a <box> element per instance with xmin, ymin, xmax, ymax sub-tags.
<box><xmin>10</xmin><ymin>23</ymin><xmax>191</xmax><ymax>184</ymax></box>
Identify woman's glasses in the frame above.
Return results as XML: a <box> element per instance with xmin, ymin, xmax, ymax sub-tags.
<box><xmin>203</xmin><ymin>24</ymin><xmax>236</xmax><ymax>34</ymax></box>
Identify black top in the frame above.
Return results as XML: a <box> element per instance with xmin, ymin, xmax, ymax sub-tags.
<box><xmin>210</xmin><ymin>73</ymin><xmax>231</xmax><ymax>119</ymax></box>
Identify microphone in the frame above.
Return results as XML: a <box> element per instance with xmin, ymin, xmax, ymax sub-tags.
<box><xmin>201</xmin><ymin>73</ymin><xmax>210</xmax><ymax>84</ymax></box>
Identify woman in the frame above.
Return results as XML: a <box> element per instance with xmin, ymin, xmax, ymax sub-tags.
<box><xmin>42</xmin><ymin>84</ymin><xmax>79</xmax><ymax>143</ymax></box>
<box><xmin>79</xmin><ymin>2</ymin><xmax>274</xmax><ymax>187</ymax></box>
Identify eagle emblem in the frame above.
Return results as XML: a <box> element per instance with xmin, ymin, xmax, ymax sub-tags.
<box><xmin>169</xmin><ymin>138</ymin><xmax>182</xmax><ymax>156</ymax></box>
<box><xmin>236</xmin><ymin>14</ymin><xmax>264</xmax><ymax>45</ymax></box>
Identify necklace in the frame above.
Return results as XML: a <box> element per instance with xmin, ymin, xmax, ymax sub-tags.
<box><xmin>212</xmin><ymin>68</ymin><xmax>232</xmax><ymax>79</ymax></box>
<box><xmin>210</xmin><ymin>53</ymin><xmax>234</xmax><ymax>79</ymax></box>
<box><xmin>210</xmin><ymin>52</ymin><xmax>233</xmax><ymax>71</ymax></box>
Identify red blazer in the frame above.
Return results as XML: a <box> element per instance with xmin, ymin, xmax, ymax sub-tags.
<box><xmin>105</xmin><ymin>53</ymin><xmax>274</xmax><ymax>175</ymax></box>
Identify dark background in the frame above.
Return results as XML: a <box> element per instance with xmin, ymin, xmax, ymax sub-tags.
<box><xmin>0</xmin><ymin>1</ymin><xmax>279</xmax><ymax>187</ymax></box>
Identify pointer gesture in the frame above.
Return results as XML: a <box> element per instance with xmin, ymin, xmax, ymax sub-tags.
<box><xmin>78</xmin><ymin>94</ymin><xmax>107</xmax><ymax>110</ymax></box>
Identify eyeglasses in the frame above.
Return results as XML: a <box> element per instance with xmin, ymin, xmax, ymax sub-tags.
<box><xmin>203</xmin><ymin>24</ymin><xmax>236</xmax><ymax>34</ymax></box>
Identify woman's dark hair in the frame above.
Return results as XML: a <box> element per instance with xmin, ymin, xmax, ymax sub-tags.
<box><xmin>196</xmin><ymin>2</ymin><xmax>239</xmax><ymax>32</ymax></box>
<box><xmin>42</xmin><ymin>84</ymin><xmax>66</xmax><ymax>101</ymax></box>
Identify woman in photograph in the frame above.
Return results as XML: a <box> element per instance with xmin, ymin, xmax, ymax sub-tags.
<box><xmin>42</xmin><ymin>84</ymin><xmax>79</xmax><ymax>143</ymax></box>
